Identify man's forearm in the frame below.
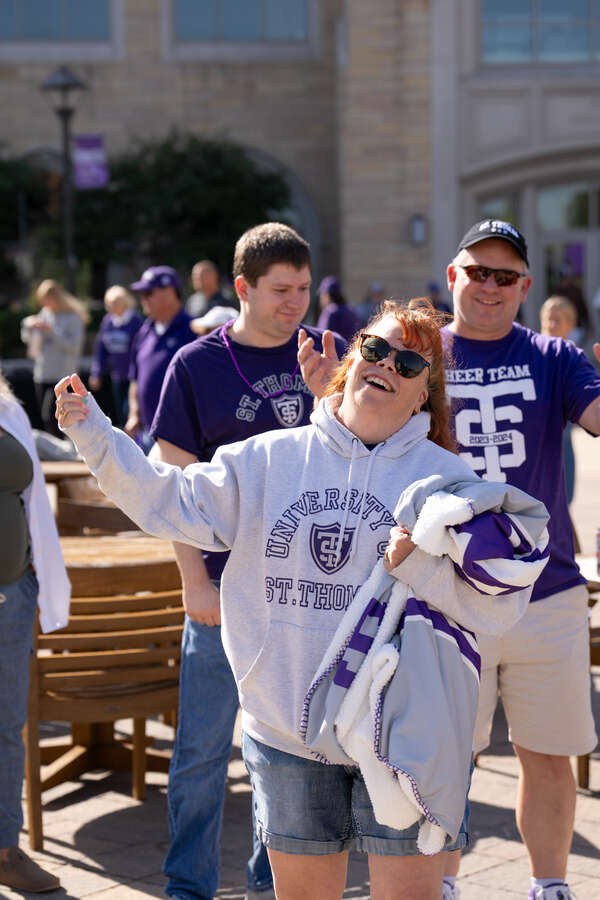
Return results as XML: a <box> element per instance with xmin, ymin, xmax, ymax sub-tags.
<box><xmin>172</xmin><ymin>540</ymin><xmax>212</xmax><ymax>589</ymax></box>
<box><xmin>155</xmin><ymin>437</ymin><xmax>212</xmax><ymax>583</ymax></box>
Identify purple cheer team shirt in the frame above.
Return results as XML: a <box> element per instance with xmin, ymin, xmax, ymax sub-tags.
<box><xmin>443</xmin><ymin>322</ymin><xmax>600</xmax><ymax>602</ymax></box>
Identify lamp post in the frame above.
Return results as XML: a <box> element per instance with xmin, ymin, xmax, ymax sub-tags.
<box><xmin>41</xmin><ymin>65</ymin><xmax>88</xmax><ymax>294</ymax></box>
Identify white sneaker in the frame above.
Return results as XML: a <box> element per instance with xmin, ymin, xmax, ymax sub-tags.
<box><xmin>442</xmin><ymin>881</ymin><xmax>461</xmax><ymax>899</ymax></box>
<box><xmin>528</xmin><ymin>884</ymin><xmax>578</xmax><ymax>900</ymax></box>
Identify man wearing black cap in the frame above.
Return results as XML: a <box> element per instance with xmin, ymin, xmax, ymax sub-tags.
<box><xmin>442</xmin><ymin>220</ymin><xmax>600</xmax><ymax>900</ymax></box>
<box><xmin>126</xmin><ymin>266</ymin><xmax>195</xmax><ymax>447</ymax></box>
<box><xmin>298</xmin><ymin>219</ymin><xmax>600</xmax><ymax>900</ymax></box>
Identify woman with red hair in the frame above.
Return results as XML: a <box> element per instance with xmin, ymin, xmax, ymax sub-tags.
<box><xmin>53</xmin><ymin>300</ymin><xmax>548</xmax><ymax>899</ymax></box>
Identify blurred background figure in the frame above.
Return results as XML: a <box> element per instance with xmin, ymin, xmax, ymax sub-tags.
<box><xmin>20</xmin><ymin>279</ymin><xmax>88</xmax><ymax>438</ymax></box>
<box><xmin>555</xmin><ymin>265</ymin><xmax>590</xmax><ymax>345</ymax></box>
<box><xmin>0</xmin><ymin>371</ymin><xmax>70</xmax><ymax>894</ymax></box>
<box><xmin>190</xmin><ymin>305</ymin><xmax>239</xmax><ymax>337</ymax></box>
<box><xmin>426</xmin><ymin>280</ymin><xmax>452</xmax><ymax>316</ymax></box>
<box><xmin>186</xmin><ymin>260</ymin><xmax>231</xmax><ymax>317</ymax></box>
<box><xmin>126</xmin><ymin>265</ymin><xmax>195</xmax><ymax>452</ymax></box>
<box><xmin>540</xmin><ymin>295</ymin><xmax>578</xmax><ymax>506</ymax></box>
<box><xmin>356</xmin><ymin>280</ymin><xmax>385</xmax><ymax>326</ymax></box>
<box><xmin>88</xmin><ymin>285</ymin><xmax>143</xmax><ymax>428</ymax></box>
<box><xmin>316</xmin><ymin>274</ymin><xmax>361</xmax><ymax>342</ymax></box>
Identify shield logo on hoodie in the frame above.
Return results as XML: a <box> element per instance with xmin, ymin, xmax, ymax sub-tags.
<box><xmin>271</xmin><ymin>393</ymin><xmax>304</xmax><ymax>428</ymax></box>
<box><xmin>310</xmin><ymin>522</ymin><xmax>355</xmax><ymax>574</ymax></box>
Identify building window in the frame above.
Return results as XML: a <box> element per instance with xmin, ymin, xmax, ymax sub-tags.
<box><xmin>174</xmin><ymin>0</ymin><xmax>307</xmax><ymax>43</ymax></box>
<box><xmin>478</xmin><ymin>194</ymin><xmax>521</xmax><ymax>228</ymax></box>
<box><xmin>537</xmin><ymin>183</ymin><xmax>590</xmax><ymax>231</ymax></box>
<box><xmin>0</xmin><ymin>0</ymin><xmax>110</xmax><ymax>41</ymax></box>
<box><xmin>481</xmin><ymin>0</ymin><xmax>600</xmax><ymax>63</ymax></box>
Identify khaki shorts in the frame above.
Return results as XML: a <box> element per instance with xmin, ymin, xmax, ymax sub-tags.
<box><xmin>474</xmin><ymin>584</ymin><xmax>597</xmax><ymax>757</ymax></box>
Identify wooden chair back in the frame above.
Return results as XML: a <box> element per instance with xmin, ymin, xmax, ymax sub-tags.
<box><xmin>25</xmin><ymin>555</ymin><xmax>184</xmax><ymax>850</ymax></box>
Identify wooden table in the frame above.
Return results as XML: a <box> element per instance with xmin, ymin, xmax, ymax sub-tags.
<box><xmin>41</xmin><ymin>460</ymin><xmax>91</xmax><ymax>483</ymax></box>
<box><xmin>60</xmin><ymin>532</ymin><xmax>178</xmax><ymax>595</ymax></box>
<box><xmin>43</xmin><ymin>461</ymin><xmax>140</xmax><ymax>533</ymax></box>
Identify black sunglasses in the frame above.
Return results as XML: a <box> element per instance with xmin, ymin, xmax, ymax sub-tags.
<box><xmin>459</xmin><ymin>264</ymin><xmax>527</xmax><ymax>287</ymax></box>
<box><xmin>358</xmin><ymin>333</ymin><xmax>430</xmax><ymax>379</ymax></box>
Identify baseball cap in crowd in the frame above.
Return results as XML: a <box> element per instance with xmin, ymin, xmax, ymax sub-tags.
<box><xmin>190</xmin><ymin>305</ymin><xmax>239</xmax><ymax>335</ymax></box>
<box><xmin>130</xmin><ymin>265</ymin><xmax>181</xmax><ymax>293</ymax></box>
<box><xmin>457</xmin><ymin>219</ymin><xmax>529</xmax><ymax>267</ymax></box>
<box><xmin>318</xmin><ymin>275</ymin><xmax>341</xmax><ymax>295</ymax></box>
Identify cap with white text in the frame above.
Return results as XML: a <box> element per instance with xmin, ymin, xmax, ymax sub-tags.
<box><xmin>457</xmin><ymin>219</ymin><xmax>529</xmax><ymax>267</ymax></box>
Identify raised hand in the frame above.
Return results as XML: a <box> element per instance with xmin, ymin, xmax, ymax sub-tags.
<box><xmin>297</xmin><ymin>328</ymin><xmax>340</xmax><ymax>399</ymax></box>
<box><xmin>54</xmin><ymin>373</ymin><xmax>90</xmax><ymax>429</ymax></box>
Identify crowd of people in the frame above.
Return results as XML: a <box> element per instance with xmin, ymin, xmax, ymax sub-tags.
<box><xmin>0</xmin><ymin>217</ymin><xmax>599</xmax><ymax>900</ymax></box>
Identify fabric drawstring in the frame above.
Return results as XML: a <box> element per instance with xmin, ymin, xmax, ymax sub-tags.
<box><xmin>335</xmin><ymin>440</ymin><xmax>357</xmax><ymax>564</ymax></box>
<box><xmin>335</xmin><ymin>440</ymin><xmax>383</xmax><ymax>565</ymax></box>
<box><xmin>350</xmin><ymin>446</ymin><xmax>379</xmax><ymax>562</ymax></box>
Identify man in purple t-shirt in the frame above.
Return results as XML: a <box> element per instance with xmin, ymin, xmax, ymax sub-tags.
<box><xmin>442</xmin><ymin>222</ymin><xmax>600</xmax><ymax>900</ymax></box>
<box><xmin>299</xmin><ymin>220</ymin><xmax>600</xmax><ymax>900</ymax></box>
<box><xmin>150</xmin><ymin>223</ymin><xmax>345</xmax><ymax>900</ymax></box>
<box><xmin>125</xmin><ymin>266</ymin><xmax>195</xmax><ymax>446</ymax></box>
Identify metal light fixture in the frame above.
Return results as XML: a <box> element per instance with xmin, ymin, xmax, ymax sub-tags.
<box><xmin>41</xmin><ymin>66</ymin><xmax>88</xmax><ymax>294</ymax></box>
<box><xmin>408</xmin><ymin>213</ymin><xmax>428</xmax><ymax>247</ymax></box>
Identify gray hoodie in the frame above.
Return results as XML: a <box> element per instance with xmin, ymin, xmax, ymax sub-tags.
<box><xmin>21</xmin><ymin>308</ymin><xmax>84</xmax><ymax>383</ymax></box>
<box><xmin>63</xmin><ymin>394</ymin><xmax>547</xmax><ymax>759</ymax></box>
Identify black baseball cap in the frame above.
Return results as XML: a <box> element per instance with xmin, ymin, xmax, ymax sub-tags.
<box><xmin>457</xmin><ymin>219</ymin><xmax>529</xmax><ymax>267</ymax></box>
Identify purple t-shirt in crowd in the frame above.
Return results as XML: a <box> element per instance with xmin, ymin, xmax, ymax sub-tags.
<box><xmin>91</xmin><ymin>311</ymin><xmax>144</xmax><ymax>382</ymax></box>
<box><xmin>150</xmin><ymin>324</ymin><xmax>347</xmax><ymax>580</ymax></box>
<box><xmin>317</xmin><ymin>303</ymin><xmax>362</xmax><ymax>343</ymax></box>
<box><xmin>129</xmin><ymin>308</ymin><xmax>196</xmax><ymax>432</ymax></box>
<box><xmin>443</xmin><ymin>323</ymin><xmax>600</xmax><ymax>602</ymax></box>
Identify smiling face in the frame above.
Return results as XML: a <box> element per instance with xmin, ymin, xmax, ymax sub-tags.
<box><xmin>540</xmin><ymin>298</ymin><xmax>576</xmax><ymax>340</ymax></box>
<box><xmin>336</xmin><ymin>315</ymin><xmax>430</xmax><ymax>444</ymax></box>
<box><xmin>232</xmin><ymin>262</ymin><xmax>312</xmax><ymax>347</ymax></box>
<box><xmin>447</xmin><ymin>238</ymin><xmax>531</xmax><ymax>341</ymax></box>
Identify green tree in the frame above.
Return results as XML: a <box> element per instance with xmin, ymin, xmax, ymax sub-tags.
<box><xmin>0</xmin><ymin>158</ymin><xmax>48</xmax><ymax>306</ymax></box>
<box><xmin>39</xmin><ymin>132</ymin><xmax>291</xmax><ymax>294</ymax></box>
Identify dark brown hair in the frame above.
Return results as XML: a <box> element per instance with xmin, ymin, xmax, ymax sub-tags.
<box><xmin>233</xmin><ymin>222</ymin><xmax>311</xmax><ymax>286</ymax></box>
<box><xmin>324</xmin><ymin>298</ymin><xmax>457</xmax><ymax>453</ymax></box>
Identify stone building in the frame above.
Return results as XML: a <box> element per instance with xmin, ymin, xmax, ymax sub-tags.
<box><xmin>2</xmin><ymin>0</ymin><xmax>600</xmax><ymax>330</ymax></box>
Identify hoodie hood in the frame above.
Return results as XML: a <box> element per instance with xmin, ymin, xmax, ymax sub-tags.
<box><xmin>311</xmin><ymin>394</ymin><xmax>432</xmax><ymax>460</ymax></box>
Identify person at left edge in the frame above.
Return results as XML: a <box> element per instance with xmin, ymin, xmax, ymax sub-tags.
<box><xmin>125</xmin><ymin>266</ymin><xmax>196</xmax><ymax>450</ymax></box>
<box><xmin>149</xmin><ymin>222</ymin><xmax>346</xmax><ymax>900</ymax></box>
<box><xmin>0</xmin><ymin>371</ymin><xmax>70</xmax><ymax>894</ymax></box>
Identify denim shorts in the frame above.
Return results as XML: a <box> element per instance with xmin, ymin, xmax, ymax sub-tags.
<box><xmin>242</xmin><ymin>732</ymin><xmax>469</xmax><ymax>857</ymax></box>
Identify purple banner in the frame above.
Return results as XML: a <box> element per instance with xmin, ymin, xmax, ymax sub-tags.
<box><xmin>73</xmin><ymin>134</ymin><xmax>109</xmax><ymax>189</ymax></box>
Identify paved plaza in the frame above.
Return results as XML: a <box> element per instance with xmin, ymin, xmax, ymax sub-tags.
<box><xmin>4</xmin><ymin>428</ymin><xmax>600</xmax><ymax>899</ymax></box>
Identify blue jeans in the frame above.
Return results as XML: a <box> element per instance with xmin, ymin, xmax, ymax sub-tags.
<box><xmin>164</xmin><ymin>618</ymin><xmax>272</xmax><ymax>899</ymax></box>
<box><xmin>0</xmin><ymin>570</ymin><xmax>38</xmax><ymax>847</ymax></box>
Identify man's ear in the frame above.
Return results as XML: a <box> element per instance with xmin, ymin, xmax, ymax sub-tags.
<box><xmin>234</xmin><ymin>274</ymin><xmax>249</xmax><ymax>304</ymax></box>
<box><xmin>446</xmin><ymin>263</ymin><xmax>457</xmax><ymax>293</ymax></box>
